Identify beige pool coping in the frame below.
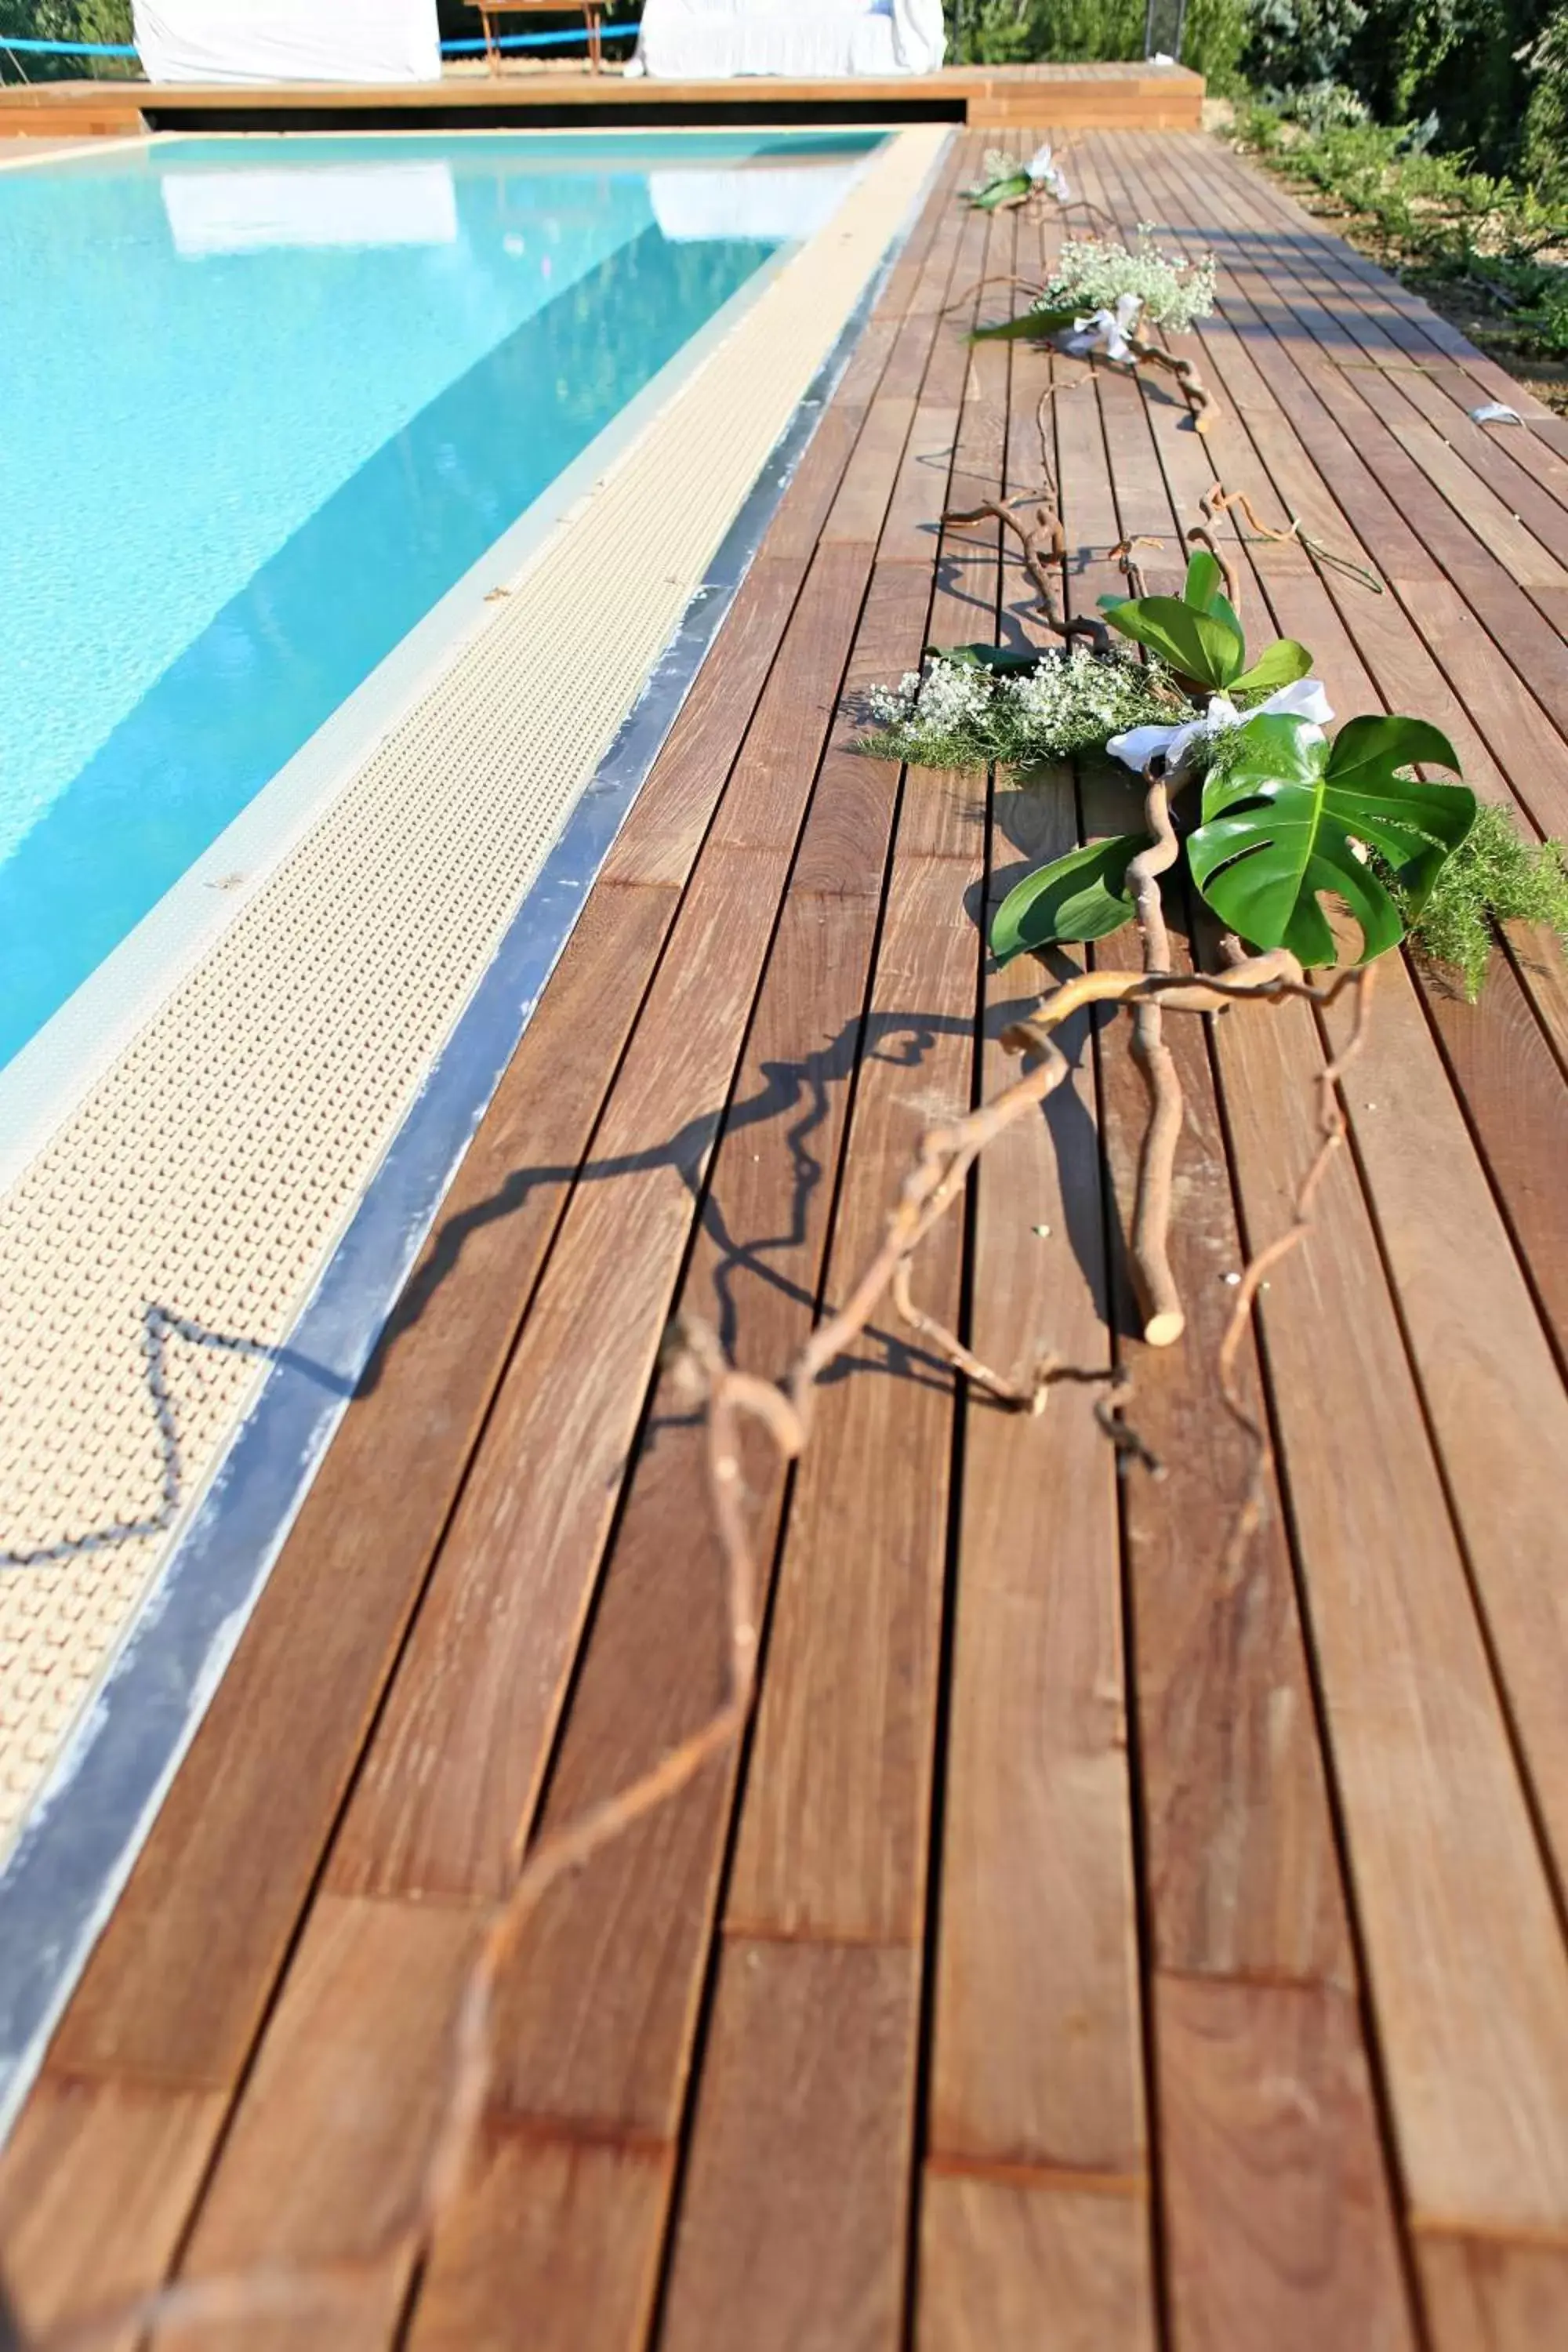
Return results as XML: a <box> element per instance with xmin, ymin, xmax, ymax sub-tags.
<box><xmin>0</xmin><ymin>121</ymin><xmax>946</xmax><ymax>1864</ymax></box>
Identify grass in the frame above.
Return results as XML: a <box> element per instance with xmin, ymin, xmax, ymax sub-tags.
<box><xmin>1381</xmin><ymin>803</ymin><xmax>1568</xmax><ymax>997</ymax></box>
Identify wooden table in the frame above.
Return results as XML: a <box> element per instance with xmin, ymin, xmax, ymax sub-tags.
<box><xmin>477</xmin><ymin>0</ymin><xmax>608</xmax><ymax>74</ymax></box>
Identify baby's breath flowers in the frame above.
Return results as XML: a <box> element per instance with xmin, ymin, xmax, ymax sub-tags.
<box><xmin>862</xmin><ymin>645</ymin><xmax>1181</xmax><ymax>771</ymax></box>
<box><xmin>1036</xmin><ymin>228</ymin><xmax>1218</xmax><ymax>335</ymax></box>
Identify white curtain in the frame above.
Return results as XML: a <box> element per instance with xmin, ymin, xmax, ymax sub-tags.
<box><xmin>630</xmin><ymin>0</ymin><xmax>946</xmax><ymax>80</ymax></box>
<box><xmin>132</xmin><ymin>0</ymin><xmax>442</xmax><ymax>85</ymax></box>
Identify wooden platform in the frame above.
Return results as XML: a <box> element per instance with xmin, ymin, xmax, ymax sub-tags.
<box><xmin>5</xmin><ymin>126</ymin><xmax>1568</xmax><ymax>2349</ymax></box>
<box><xmin>0</xmin><ymin>60</ymin><xmax>1203</xmax><ymax>139</ymax></box>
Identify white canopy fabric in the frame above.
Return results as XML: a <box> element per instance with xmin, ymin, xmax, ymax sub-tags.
<box><xmin>132</xmin><ymin>0</ymin><xmax>441</xmax><ymax>85</ymax></box>
<box><xmin>629</xmin><ymin>0</ymin><xmax>946</xmax><ymax>80</ymax></box>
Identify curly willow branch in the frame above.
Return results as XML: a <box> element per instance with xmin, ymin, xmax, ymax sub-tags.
<box><xmin>1126</xmin><ymin>334</ymin><xmax>1219</xmax><ymax>433</ymax></box>
<box><xmin>1125</xmin><ymin>768</ymin><xmax>1186</xmax><ymax>1348</ymax></box>
<box><xmin>36</xmin><ymin>955</ymin><xmax>1381</xmax><ymax>2352</ymax></box>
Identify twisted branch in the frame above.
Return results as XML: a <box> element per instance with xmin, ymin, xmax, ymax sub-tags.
<box><xmin>1125</xmin><ymin>770</ymin><xmax>1186</xmax><ymax>1348</ymax></box>
<box><xmin>942</xmin><ymin>495</ymin><xmax>1111</xmax><ymax>654</ymax></box>
<box><xmin>1126</xmin><ymin>333</ymin><xmax>1219</xmax><ymax>432</ymax></box>
<box><xmin>32</xmin><ymin>946</ymin><xmax>1381</xmax><ymax>2352</ymax></box>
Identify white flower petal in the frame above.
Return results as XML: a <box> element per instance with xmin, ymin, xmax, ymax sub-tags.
<box><xmin>1106</xmin><ymin>720</ymin><xmax>1182</xmax><ymax>772</ymax></box>
<box><xmin>1256</xmin><ymin>677</ymin><xmax>1333</xmax><ymax>728</ymax></box>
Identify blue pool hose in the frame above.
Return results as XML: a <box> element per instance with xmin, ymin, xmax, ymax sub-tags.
<box><xmin>1</xmin><ymin>28</ymin><xmax>638</xmax><ymax>60</ymax></box>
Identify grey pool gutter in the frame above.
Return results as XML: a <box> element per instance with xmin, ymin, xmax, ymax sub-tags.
<box><xmin>0</xmin><ymin>123</ymin><xmax>951</xmax><ymax>2145</ymax></box>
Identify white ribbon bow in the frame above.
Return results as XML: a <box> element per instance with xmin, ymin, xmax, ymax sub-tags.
<box><xmin>1062</xmin><ymin>291</ymin><xmax>1143</xmax><ymax>363</ymax></box>
<box><xmin>1026</xmin><ymin>142</ymin><xmax>1071</xmax><ymax>201</ymax></box>
<box><xmin>1106</xmin><ymin>678</ymin><xmax>1334</xmax><ymax>776</ymax></box>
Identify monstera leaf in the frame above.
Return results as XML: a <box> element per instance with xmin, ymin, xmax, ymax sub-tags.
<box><xmin>992</xmin><ymin>834</ymin><xmax>1144</xmax><ymax>962</ymax></box>
<box><xmin>1187</xmin><ymin>713</ymin><xmax>1475</xmax><ymax>965</ymax></box>
<box><xmin>1102</xmin><ymin>552</ymin><xmax>1312</xmax><ymax>699</ymax></box>
<box><xmin>970</xmin><ymin>305</ymin><xmax>1079</xmax><ymax>343</ymax></box>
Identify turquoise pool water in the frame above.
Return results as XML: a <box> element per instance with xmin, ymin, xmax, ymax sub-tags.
<box><xmin>0</xmin><ymin>130</ymin><xmax>874</xmax><ymax>1073</ymax></box>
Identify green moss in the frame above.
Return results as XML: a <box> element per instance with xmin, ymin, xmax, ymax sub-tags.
<box><xmin>1395</xmin><ymin>802</ymin><xmax>1568</xmax><ymax>996</ymax></box>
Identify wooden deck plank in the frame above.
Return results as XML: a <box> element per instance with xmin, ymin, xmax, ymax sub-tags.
<box><xmin>410</xmin><ymin>2137</ymin><xmax>672</xmax><ymax>2352</ymax></box>
<box><xmin>1417</xmin><ymin>2230</ymin><xmax>1568</xmax><ymax>2352</ymax></box>
<box><xmin>325</xmin><ymin>552</ymin><xmax>887</xmax><ymax>1907</ymax></box>
<box><xmin>473</xmin><ymin>543</ymin><xmax>964</xmax><ymax>2132</ymax></box>
<box><xmin>1192</xmin><ymin>136</ymin><xmax>1568</xmax><ymax>518</ymax></box>
<box><xmin>1422</xmin><ymin>949</ymin><xmax>1568</xmax><ymax>1365</ymax></box>
<box><xmin>1107</xmin><ymin>136</ymin><xmax>1568</xmax><ymax>2237</ymax></box>
<box><xmin>1109</xmin><ymin>136</ymin><xmax>1568</xmax><ymax>1910</ymax></box>
<box><xmin>481</xmin><ymin>874</ymin><xmax>891</xmax><ymax>2147</ymax></box>
<box><xmin>917</xmin><ymin>2171</ymin><xmax>1156</xmax><ymax>2352</ymax></box>
<box><xmin>658</xmin><ymin>1939</ymin><xmax>920</xmax><ymax>2352</ymax></box>
<box><xmin>1208</xmin><ymin>982</ymin><xmax>1568</xmax><ymax>2234</ymax></box>
<box><xmin>172</xmin><ymin>1894</ymin><xmax>481</xmax><ymax>2352</ymax></box>
<box><xmin>723</xmin><ymin>836</ymin><xmax>978</xmax><ymax>1944</ymax></box>
<box><xmin>0</xmin><ymin>2078</ymin><xmax>224</xmax><ymax>2351</ymax></box>
<box><xmin>928</xmin><ymin>828</ymin><xmax>1144</xmax><ymax>2174</ymax></box>
<box><xmin>722</xmin><ymin>205</ymin><xmax>996</xmax><ymax>1947</ymax></box>
<box><xmin>1157</xmin><ymin>1974</ymin><xmax>1415</xmax><ymax>2352</ymax></box>
<box><xmin>1058</xmin><ymin>158</ymin><xmax>1418</xmax><ymax>2345</ymax></box>
<box><xmin>0</xmin><ymin>63</ymin><xmax>1207</xmax><ymax>141</ymax></box>
<box><xmin>927</xmin><ymin>243</ymin><xmax>1145</xmax><ymax>2189</ymax></box>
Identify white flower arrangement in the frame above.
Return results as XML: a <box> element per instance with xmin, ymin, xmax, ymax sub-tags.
<box><xmin>862</xmin><ymin>644</ymin><xmax>1180</xmax><ymax>771</ymax></box>
<box><xmin>1034</xmin><ymin>229</ymin><xmax>1218</xmax><ymax>336</ymax></box>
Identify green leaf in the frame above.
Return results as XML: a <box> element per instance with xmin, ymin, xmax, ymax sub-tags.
<box><xmin>1180</xmin><ymin>556</ymin><xmax>1244</xmax><ymax>646</ymax></box>
<box><xmin>931</xmin><ymin>642</ymin><xmax>1040</xmax><ymax>673</ymax></box>
<box><xmin>969</xmin><ymin>305</ymin><xmax>1079</xmax><ymax>344</ymax></box>
<box><xmin>1103</xmin><ymin>593</ymin><xmax>1245</xmax><ymax>689</ymax></box>
<box><xmin>970</xmin><ymin>172</ymin><xmax>1032</xmax><ymax>209</ymax></box>
<box><xmin>1229</xmin><ymin>639</ymin><xmax>1316</xmax><ymax>698</ymax></box>
<box><xmin>1188</xmin><ymin>712</ymin><xmax>1474</xmax><ymax>965</ymax></box>
<box><xmin>991</xmin><ymin>835</ymin><xmax>1144</xmax><ymax>963</ymax></box>
<box><xmin>1183</xmin><ymin>549</ymin><xmax>1227</xmax><ymax>612</ymax></box>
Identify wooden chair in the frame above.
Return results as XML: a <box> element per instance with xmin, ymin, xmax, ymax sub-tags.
<box><xmin>477</xmin><ymin>0</ymin><xmax>608</xmax><ymax>74</ymax></box>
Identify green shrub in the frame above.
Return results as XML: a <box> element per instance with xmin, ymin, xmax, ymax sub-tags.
<box><xmin>1523</xmin><ymin>5</ymin><xmax>1568</xmax><ymax>201</ymax></box>
<box><xmin>1236</xmin><ymin>92</ymin><xmax>1568</xmax><ymax>358</ymax></box>
<box><xmin>947</xmin><ymin>0</ymin><xmax>1144</xmax><ymax>65</ymax></box>
<box><xmin>1246</xmin><ymin>0</ymin><xmax>1367</xmax><ymax>91</ymax></box>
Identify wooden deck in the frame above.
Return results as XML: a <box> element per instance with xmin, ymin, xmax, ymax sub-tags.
<box><xmin>5</xmin><ymin>125</ymin><xmax>1568</xmax><ymax>2348</ymax></box>
<box><xmin>0</xmin><ymin>60</ymin><xmax>1204</xmax><ymax>138</ymax></box>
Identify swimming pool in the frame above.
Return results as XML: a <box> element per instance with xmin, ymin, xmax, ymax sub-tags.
<box><xmin>0</xmin><ymin>129</ymin><xmax>877</xmax><ymax>1076</ymax></box>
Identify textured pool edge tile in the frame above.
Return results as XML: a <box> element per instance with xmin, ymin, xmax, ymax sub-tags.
<box><xmin>0</xmin><ymin>122</ymin><xmax>946</xmax><ymax>1868</ymax></box>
